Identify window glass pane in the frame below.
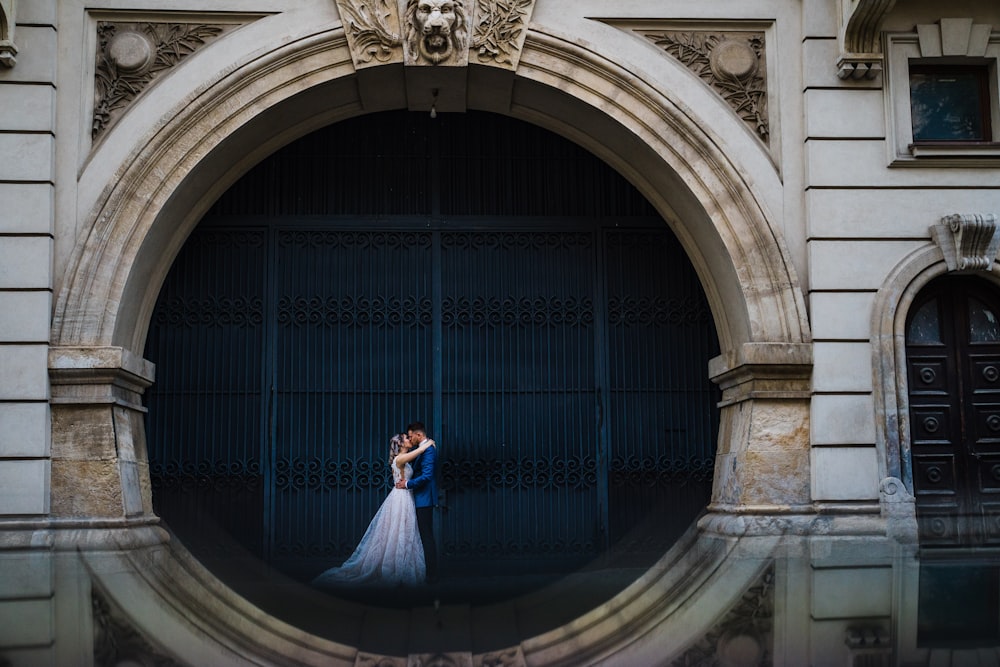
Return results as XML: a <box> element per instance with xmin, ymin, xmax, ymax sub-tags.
<box><xmin>970</xmin><ymin>297</ymin><xmax>1000</xmax><ymax>342</ymax></box>
<box><xmin>908</xmin><ymin>299</ymin><xmax>942</xmax><ymax>344</ymax></box>
<box><xmin>910</xmin><ymin>67</ymin><xmax>987</xmax><ymax>142</ymax></box>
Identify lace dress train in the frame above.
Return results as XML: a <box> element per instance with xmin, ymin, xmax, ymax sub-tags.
<box><xmin>311</xmin><ymin>458</ymin><xmax>425</xmax><ymax>587</ymax></box>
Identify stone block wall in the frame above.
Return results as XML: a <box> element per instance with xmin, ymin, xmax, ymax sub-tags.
<box><xmin>0</xmin><ymin>1</ymin><xmax>56</xmax><ymax>664</ymax></box>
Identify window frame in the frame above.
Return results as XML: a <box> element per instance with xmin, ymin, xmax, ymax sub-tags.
<box><xmin>886</xmin><ymin>28</ymin><xmax>1000</xmax><ymax>166</ymax></box>
<box><xmin>908</xmin><ymin>63</ymin><xmax>993</xmax><ymax>145</ymax></box>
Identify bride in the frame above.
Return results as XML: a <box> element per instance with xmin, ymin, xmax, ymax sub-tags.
<box><xmin>312</xmin><ymin>433</ymin><xmax>431</xmax><ymax>587</ymax></box>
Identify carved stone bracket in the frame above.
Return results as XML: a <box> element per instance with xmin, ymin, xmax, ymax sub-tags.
<box><xmin>837</xmin><ymin>0</ymin><xmax>898</xmax><ymax>80</ymax></box>
<box><xmin>92</xmin><ymin>21</ymin><xmax>235</xmax><ymax>141</ymax></box>
<box><xmin>0</xmin><ymin>0</ymin><xmax>17</xmax><ymax>67</ymax></box>
<box><xmin>639</xmin><ymin>30</ymin><xmax>769</xmax><ymax>143</ymax></box>
<box><xmin>930</xmin><ymin>213</ymin><xmax>1000</xmax><ymax>273</ymax></box>
<box><xmin>844</xmin><ymin>626</ymin><xmax>891</xmax><ymax>667</ymax></box>
<box><xmin>671</xmin><ymin>565</ymin><xmax>774</xmax><ymax>666</ymax></box>
<box><xmin>335</xmin><ymin>0</ymin><xmax>535</xmax><ymax>70</ymax></box>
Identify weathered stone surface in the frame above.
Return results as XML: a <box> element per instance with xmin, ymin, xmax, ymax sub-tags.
<box><xmin>50</xmin><ymin>458</ymin><xmax>124</xmax><ymax>517</ymax></box>
<box><xmin>50</xmin><ymin>405</ymin><xmax>117</xmax><ymax>461</ymax></box>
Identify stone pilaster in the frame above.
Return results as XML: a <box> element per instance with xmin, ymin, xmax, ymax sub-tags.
<box><xmin>706</xmin><ymin>343</ymin><xmax>813</xmax><ymax>520</ymax></box>
<box><xmin>48</xmin><ymin>347</ymin><xmax>156</xmax><ymax>522</ymax></box>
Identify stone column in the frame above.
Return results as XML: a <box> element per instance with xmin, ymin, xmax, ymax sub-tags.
<box><xmin>703</xmin><ymin>343</ymin><xmax>813</xmax><ymax>532</ymax></box>
<box><xmin>48</xmin><ymin>346</ymin><xmax>158</xmax><ymax>526</ymax></box>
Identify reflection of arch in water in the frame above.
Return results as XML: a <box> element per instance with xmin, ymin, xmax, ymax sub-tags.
<box><xmin>49</xmin><ymin>10</ymin><xmax>812</xmax><ymax>663</ymax></box>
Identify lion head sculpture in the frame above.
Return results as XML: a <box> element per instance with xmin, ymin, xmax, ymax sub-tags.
<box><xmin>404</xmin><ymin>0</ymin><xmax>469</xmax><ymax>65</ymax></box>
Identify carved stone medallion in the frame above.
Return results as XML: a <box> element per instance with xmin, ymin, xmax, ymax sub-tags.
<box><xmin>93</xmin><ymin>21</ymin><xmax>235</xmax><ymax>141</ymax></box>
<box><xmin>639</xmin><ymin>30</ymin><xmax>769</xmax><ymax>143</ymax></box>
<box><xmin>671</xmin><ymin>565</ymin><xmax>774</xmax><ymax>666</ymax></box>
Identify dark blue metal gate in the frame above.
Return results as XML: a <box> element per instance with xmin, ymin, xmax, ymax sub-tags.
<box><xmin>145</xmin><ymin>111</ymin><xmax>719</xmax><ymax>579</ymax></box>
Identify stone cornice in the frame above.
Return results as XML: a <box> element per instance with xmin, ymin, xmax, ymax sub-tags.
<box><xmin>709</xmin><ymin>343</ymin><xmax>813</xmax><ymax>406</ymax></box>
<box><xmin>49</xmin><ymin>346</ymin><xmax>155</xmax><ymax>410</ymax></box>
<box><xmin>0</xmin><ymin>0</ymin><xmax>17</xmax><ymax>67</ymax></box>
<box><xmin>837</xmin><ymin>0</ymin><xmax>898</xmax><ymax>80</ymax></box>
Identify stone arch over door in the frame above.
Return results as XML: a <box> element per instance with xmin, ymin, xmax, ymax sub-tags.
<box><xmin>873</xmin><ymin>235</ymin><xmax>1000</xmax><ymax>541</ymax></box>
<box><xmin>47</xmin><ymin>8</ymin><xmax>813</xmax><ymax>664</ymax></box>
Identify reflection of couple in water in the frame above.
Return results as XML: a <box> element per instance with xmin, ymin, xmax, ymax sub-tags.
<box><xmin>312</xmin><ymin>422</ymin><xmax>439</xmax><ymax>588</ymax></box>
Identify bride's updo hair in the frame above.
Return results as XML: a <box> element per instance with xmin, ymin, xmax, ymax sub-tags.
<box><xmin>387</xmin><ymin>433</ymin><xmax>407</xmax><ymax>464</ymax></box>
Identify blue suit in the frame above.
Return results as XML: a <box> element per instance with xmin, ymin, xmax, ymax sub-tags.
<box><xmin>406</xmin><ymin>440</ymin><xmax>438</xmax><ymax>508</ymax></box>
<box><xmin>406</xmin><ymin>439</ymin><xmax>438</xmax><ymax>582</ymax></box>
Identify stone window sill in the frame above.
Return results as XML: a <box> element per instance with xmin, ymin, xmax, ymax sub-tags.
<box><xmin>891</xmin><ymin>142</ymin><xmax>1000</xmax><ymax>167</ymax></box>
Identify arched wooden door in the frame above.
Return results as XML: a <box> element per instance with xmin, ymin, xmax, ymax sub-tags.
<box><xmin>144</xmin><ymin>111</ymin><xmax>720</xmax><ymax>579</ymax></box>
<box><xmin>906</xmin><ymin>276</ymin><xmax>1000</xmax><ymax>546</ymax></box>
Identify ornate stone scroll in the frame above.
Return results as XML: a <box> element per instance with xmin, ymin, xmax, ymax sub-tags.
<box><xmin>837</xmin><ymin>0</ymin><xmax>898</xmax><ymax>79</ymax></box>
<box><xmin>0</xmin><ymin>0</ymin><xmax>17</xmax><ymax>67</ymax></box>
<box><xmin>640</xmin><ymin>30</ymin><xmax>769</xmax><ymax>143</ymax></box>
<box><xmin>92</xmin><ymin>21</ymin><xmax>234</xmax><ymax>140</ymax></box>
<box><xmin>335</xmin><ymin>0</ymin><xmax>534</xmax><ymax>70</ymax></box>
<box><xmin>335</xmin><ymin>0</ymin><xmax>404</xmax><ymax>67</ymax></box>
<box><xmin>930</xmin><ymin>213</ymin><xmax>1000</xmax><ymax>272</ymax></box>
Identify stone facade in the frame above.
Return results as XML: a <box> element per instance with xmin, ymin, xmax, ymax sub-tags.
<box><xmin>0</xmin><ymin>0</ymin><xmax>999</xmax><ymax>664</ymax></box>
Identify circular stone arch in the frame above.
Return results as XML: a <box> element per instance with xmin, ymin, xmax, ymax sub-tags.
<box><xmin>49</xmin><ymin>11</ymin><xmax>811</xmax><ymax>665</ymax></box>
<box><xmin>54</xmin><ymin>18</ymin><xmax>808</xmax><ymax>355</ymax></box>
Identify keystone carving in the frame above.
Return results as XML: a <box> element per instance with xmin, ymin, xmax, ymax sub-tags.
<box><xmin>93</xmin><ymin>22</ymin><xmax>232</xmax><ymax>141</ymax></box>
<box><xmin>837</xmin><ymin>0</ymin><xmax>898</xmax><ymax>79</ymax></box>
<box><xmin>403</xmin><ymin>0</ymin><xmax>472</xmax><ymax>66</ymax></box>
<box><xmin>640</xmin><ymin>31</ymin><xmax>769</xmax><ymax>143</ymax></box>
<box><xmin>0</xmin><ymin>0</ymin><xmax>17</xmax><ymax>67</ymax></box>
<box><xmin>930</xmin><ymin>213</ymin><xmax>1000</xmax><ymax>273</ymax></box>
<box><xmin>335</xmin><ymin>0</ymin><xmax>535</xmax><ymax>69</ymax></box>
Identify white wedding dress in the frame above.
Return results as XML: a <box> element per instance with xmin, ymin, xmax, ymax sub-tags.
<box><xmin>311</xmin><ymin>457</ymin><xmax>426</xmax><ymax>587</ymax></box>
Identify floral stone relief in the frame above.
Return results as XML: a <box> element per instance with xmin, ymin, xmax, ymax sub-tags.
<box><xmin>639</xmin><ymin>30</ymin><xmax>770</xmax><ymax>144</ymax></box>
<box><xmin>92</xmin><ymin>21</ymin><xmax>238</xmax><ymax>142</ymax></box>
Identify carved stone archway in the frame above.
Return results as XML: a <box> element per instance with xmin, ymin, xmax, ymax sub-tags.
<box><xmin>48</xmin><ymin>6</ymin><xmax>813</xmax><ymax>663</ymax></box>
<box><xmin>872</xmin><ymin>215</ymin><xmax>1000</xmax><ymax>540</ymax></box>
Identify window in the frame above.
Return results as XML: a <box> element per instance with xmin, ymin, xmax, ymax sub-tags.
<box><xmin>909</xmin><ymin>65</ymin><xmax>992</xmax><ymax>143</ymax></box>
<box><xmin>886</xmin><ymin>20</ymin><xmax>1000</xmax><ymax>165</ymax></box>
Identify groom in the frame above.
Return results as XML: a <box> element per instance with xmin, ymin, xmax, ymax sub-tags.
<box><xmin>396</xmin><ymin>421</ymin><xmax>439</xmax><ymax>584</ymax></box>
